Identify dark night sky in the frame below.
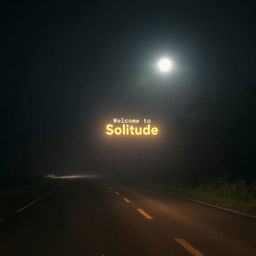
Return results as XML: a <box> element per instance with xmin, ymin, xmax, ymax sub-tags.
<box><xmin>1</xmin><ymin>1</ymin><xmax>256</xmax><ymax>180</ymax></box>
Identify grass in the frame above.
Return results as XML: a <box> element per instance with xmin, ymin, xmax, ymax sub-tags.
<box><xmin>157</xmin><ymin>178</ymin><xmax>256</xmax><ymax>216</ymax></box>
<box><xmin>44</xmin><ymin>174</ymin><xmax>56</xmax><ymax>179</ymax></box>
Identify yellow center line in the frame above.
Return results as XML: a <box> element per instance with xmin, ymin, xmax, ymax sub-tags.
<box><xmin>175</xmin><ymin>238</ymin><xmax>205</xmax><ymax>256</ymax></box>
<box><xmin>122</xmin><ymin>197</ymin><xmax>131</xmax><ymax>203</ymax></box>
<box><xmin>137</xmin><ymin>208</ymin><xmax>153</xmax><ymax>220</ymax></box>
<box><xmin>115</xmin><ymin>191</ymin><xmax>121</xmax><ymax>196</ymax></box>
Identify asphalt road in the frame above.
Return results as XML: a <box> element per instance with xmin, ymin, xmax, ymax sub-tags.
<box><xmin>0</xmin><ymin>177</ymin><xmax>255</xmax><ymax>256</ymax></box>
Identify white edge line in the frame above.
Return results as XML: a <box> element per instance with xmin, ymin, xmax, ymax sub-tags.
<box><xmin>16</xmin><ymin>195</ymin><xmax>45</xmax><ymax>213</ymax></box>
<box><xmin>154</xmin><ymin>188</ymin><xmax>256</xmax><ymax>220</ymax></box>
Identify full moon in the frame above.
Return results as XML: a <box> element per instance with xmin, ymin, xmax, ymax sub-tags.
<box><xmin>158</xmin><ymin>58</ymin><xmax>172</xmax><ymax>72</ymax></box>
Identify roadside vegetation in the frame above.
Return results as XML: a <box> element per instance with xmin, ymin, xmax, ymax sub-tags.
<box><xmin>44</xmin><ymin>174</ymin><xmax>56</xmax><ymax>179</ymax></box>
<box><xmin>158</xmin><ymin>178</ymin><xmax>256</xmax><ymax>216</ymax></box>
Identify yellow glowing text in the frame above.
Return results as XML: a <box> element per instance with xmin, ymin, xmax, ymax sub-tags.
<box><xmin>106</xmin><ymin>124</ymin><xmax>159</xmax><ymax>136</ymax></box>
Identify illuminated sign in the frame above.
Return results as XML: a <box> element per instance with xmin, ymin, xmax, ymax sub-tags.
<box><xmin>105</xmin><ymin>118</ymin><xmax>159</xmax><ymax>136</ymax></box>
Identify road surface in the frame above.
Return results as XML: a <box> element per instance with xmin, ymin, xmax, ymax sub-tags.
<box><xmin>0</xmin><ymin>177</ymin><xmax>255</xmax><ymax>256</ymax></box>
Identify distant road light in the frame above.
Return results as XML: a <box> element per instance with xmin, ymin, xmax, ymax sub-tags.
<box><xmin>158</xmin><ymin>57</ymin><xmax>172</xmax><ymax>72</ymax></box>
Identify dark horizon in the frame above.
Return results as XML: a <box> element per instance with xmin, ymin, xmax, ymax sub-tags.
<box><xmin>1</xmin><ymin>1</ymin><xmax>256</xmax><ymax>182</ymax></box>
